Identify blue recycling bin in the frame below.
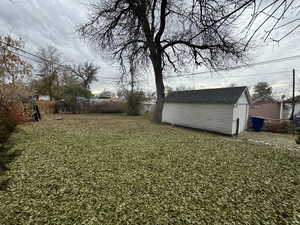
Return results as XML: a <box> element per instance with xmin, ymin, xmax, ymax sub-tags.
<box><xmin>251</xmin><ymin>117</ymin><xmax>265</xmax><ymax>132</ymax></box>
<box><xmin>294</xmin><ymin>116</ymin><xmax>300</xmax><ymax>128</ymax></box>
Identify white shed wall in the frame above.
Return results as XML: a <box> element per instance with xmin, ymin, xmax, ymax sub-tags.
<box><xmin>232</xmin><ymin>91</ymin><xmax>249</xmax><ymax>134</ymax></box>
<box><xmin>162</xmin><ymin>103</ymin><xmax>234</xmax><ymax>135</ymax></box>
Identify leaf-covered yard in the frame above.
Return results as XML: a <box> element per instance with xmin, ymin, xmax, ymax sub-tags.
<box><xmin>0</xmin><ymin>114</ymin><xmax>299</xmax><ymax>224</ymax></box>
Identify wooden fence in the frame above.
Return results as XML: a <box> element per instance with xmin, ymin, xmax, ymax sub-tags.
<box><xmin>36</xmin><ymin>101</ymin><xmax>57</xmax><ymax>114</ymax></box>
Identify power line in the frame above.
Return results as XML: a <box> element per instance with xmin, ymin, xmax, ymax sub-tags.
<box><xmin>108</xmin><ymin>69</ymin><xmax>294</xmax><ymax>84</ymax></box>
<box><xmin>166</xmin><ymin>69</ymin><xmax>293</xmax><ymax>80</ymax></box>
<box><xmin>97</xmin><ymin>69</ymin><xmax>294</xmax><ymax>82</ymax></box>
<box><xmin>3</xmin><ymin>47</ymin><xmax>125</xmax><ymax>81</ymax></box>
<box><xmin>165</xmin><ymin>54</ymin><xmax>300</xmax><ymax>78</ymax></box>
<box><xmin>4</xmin><ymin>48</ymin><xmax>42</xmax><ymax>64</ymax></box>
<box><xmin>0</xmin><ymin>40</ymin><xmax>68</xmax><ymax>69</ymax></box>
<box><xmin>0</xmin><ymin>40</ymin><xmax>125</xmax><ymax>81</ymax></box>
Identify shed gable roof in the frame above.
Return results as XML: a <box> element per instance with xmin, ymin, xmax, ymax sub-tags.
<box><xmin>165</xmin><ymin>86</ymin><xmax>249</xmax><ymax>104</ymax></box>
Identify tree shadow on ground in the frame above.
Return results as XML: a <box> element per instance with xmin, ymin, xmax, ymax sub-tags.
<box><xmin>0</xmin><ymin>139</ymin><xmax>20</xmax><ymax>191</ymax></box>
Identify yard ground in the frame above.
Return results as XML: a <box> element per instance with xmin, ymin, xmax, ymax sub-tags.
<box><xmin>239</xmin><ymin>131</ymin><xmax>300</xmax><ymax>152</ymax></box>
<box><xmin>0</xmin><ymin>114</ymin><xmax>299</xmax><ymax>224</ymax></box>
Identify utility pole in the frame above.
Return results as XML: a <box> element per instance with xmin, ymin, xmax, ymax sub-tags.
<box><xmin>290</xmin><ymin>68</ymin><xmax>295</xmax><ymax>120</ymax></box>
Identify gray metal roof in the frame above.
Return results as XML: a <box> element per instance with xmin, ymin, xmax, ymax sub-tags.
<box><xmin>165</xmin><ymin>86</ymin><xmax>248</xmax><ymax>104</ymax></box>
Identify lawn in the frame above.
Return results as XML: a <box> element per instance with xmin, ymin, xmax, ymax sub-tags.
<box><xmin>0</xmin><ymin>114</ymin><xmax>299</xmax><ymax>224</ymax></box>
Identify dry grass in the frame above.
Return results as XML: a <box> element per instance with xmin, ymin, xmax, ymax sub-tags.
<box><xmin>0</xmin><ymin>114</ymin><xmax>299</xmax><ymax>224</ymax></box>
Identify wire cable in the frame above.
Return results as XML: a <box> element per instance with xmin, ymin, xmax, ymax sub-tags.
<box><xmin>1</xmin><ymin>39</ymin><xmax>299</xmax><ymax>81</ymax></box>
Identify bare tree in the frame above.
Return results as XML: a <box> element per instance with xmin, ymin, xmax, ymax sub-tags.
<box><xmin>78</xmin><ymin>0</ymin><xmax>298</xmax><ymax>123</ymax></box>
<box><xmin>34</xmin><ymin>46</ymin><xmax>63</xmax><ymax>101</ymax></box>
<box><xmin>73</xmin><ymin>62</ymin><xmax>99</xmax><ymax>89</ymax></box>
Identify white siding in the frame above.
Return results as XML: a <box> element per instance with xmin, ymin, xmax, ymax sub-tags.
<box><xmin>236</xmin><ymin>92</ymin><xmax>248</xmax><ymax>104</ymax></box>
<box><xmin>232</xmin><ymin>91</ymin><xmax>249</xmax><ymax>134</ymax></box>
<box><xmin>141</xmin><ymin>103</ymin><xmax>155</xmax><ymax>113</ymax></box>
<box><xmin>39</xmin><ymin>95</ymin><xmax>50</xmax><ymax>101</ymax></box>
<box><xmin>162</xmin><ymin>103</ymin><xmax>234</xmax><ymax>135</ymax></box>
<box><xmin>294</xmin><ymin>103</ymin><xmax>300</xmax><ymax>116</ymax></box>
<box><xmin>283</xmin><ymin>103</ymin><xmax>300</xmax><ymax>119</ymax></box>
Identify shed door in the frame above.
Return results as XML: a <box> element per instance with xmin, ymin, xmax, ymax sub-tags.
<box><xmin>237</xmin><ymin>104</ymin><xmax>248</xmax><ymax>132</ymax></box>
<box><xmin>236</xmin><ymin>118</ymin><xmax>239</xmax><ymax>135</ymax></box>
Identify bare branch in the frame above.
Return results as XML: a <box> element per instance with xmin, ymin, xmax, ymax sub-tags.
<box><xmin>154</xmin><ymin>0</ymin><xmax>168</xmax><ymax>44</ymax></box>
<box><xmin>162</xmin><ymin>40</ymin><xmax>222</xmax><ymax>51</ymax></box>
<box><xmin>78</xmin><ymin>0</ymin><xmax>300</xmax><ymax>122</ymax></box>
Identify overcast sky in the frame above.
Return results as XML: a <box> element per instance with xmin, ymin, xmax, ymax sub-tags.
<box><xmin>0</xmin><ymin>0</ymin><xmax>300</xmax><ymax>98</ymax></box>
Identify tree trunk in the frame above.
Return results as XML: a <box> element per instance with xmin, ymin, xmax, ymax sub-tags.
<box><xmin>11</xmin><ymin>74</ymin><xmax>15</xmax><ymax>85</ymax></box>
<box><xmin>49</xmin><ymin>89</ymin><xmax>53</xmax><ymax>101</ymax></box>
<box><xmin>151</xmin><ymin>56</ymin><xmax>165</xmax><ymax>124</ymax></box>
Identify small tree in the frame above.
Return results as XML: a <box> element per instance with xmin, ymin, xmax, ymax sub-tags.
<box><xmin>34</xmin><ymin>46</ymin><xmax>63</xmax><ymax>101</ymax></box>
<box><xmin>73</xmin><ymin>62</ymin><xmax>99</xmax><ymax>89</ymax></box>
<box><xmin>252</xmin><ymin>82</ymin><xmax>273</xmax><ymax>101</ymax></box>
<box><xmin>62</xmin><ymin>84</ymin><xmax>92</xmax><ymax>113</ymax></box>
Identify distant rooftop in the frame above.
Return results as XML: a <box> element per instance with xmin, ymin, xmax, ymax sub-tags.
<box><xmin>252</xmin><ymin>96</ymin><xmax>279</xmax><ymax>104</ymax></box>
<box><xmin>283</xmin><ymin>95</ymin><xmax>300</xmax><ymax>103</ymax></box>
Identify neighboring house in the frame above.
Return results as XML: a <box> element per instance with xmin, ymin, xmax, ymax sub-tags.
<box><xmin>90</xmin><ymin>96</ymin><xmax>125</xmax><ymax>104</ymax></box>
<box><xmin>162</xmin><ymin>86</ymin><xmax>250</xmax><ymax>135</ymax></box>
<box><xmin>36</xmin><ymin>95</ymin><xmax>51</xmax><ymax>101</ymax></box>
<box><xmin>141</xmin><ymin>101</ymin><xmax>156</xmax><ymax>113</ymax></box>
<box><xmin>141</xmin><ymin>103</ymin><xmax>155</xmax><ymax>113</ymax></box>
<box><xmin>76</xmin><ymin>96</ymin><xmax>90</xmax><ymax>103</ymax></box>
<box><xmin>141</xmin><ymin>98</ymin><xmax>156</xmax><ymax>113</ymax></box>
<box><xmin>282</xmin><ymin>95</ymin><xmax>300</xmax><ymax>119</ymax></box>
<box><xmin>249</xmin><ymin>97</ymin><xmax>283</xmax><ymax>120</ymax></box>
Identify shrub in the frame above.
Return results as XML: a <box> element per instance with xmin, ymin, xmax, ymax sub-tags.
<box><xmin>0</xmin><ymin>115</ymin><xmax>18</xmax><ymax>191</ymax></box>
<box><xmin>0</xmin><ymin>81</ymin><xmax>32</xmax><ymax>144</ymax></box>
<box><xmin>0</xmin><ymin>106</ymin><xmax>17</xmax><ymax>145</ymax></box>
<box><xmin>0</xmin><ymin>82</ymin><xmax>31</xmax><ymax>190</ymax></box>
<box><xmin>296</xmin><ymin>135</ymin><xmax>300</xmax><ymax>144</ymax></box>
<box><xmin>126</xmin><ymin>91</ymin><xmax>145</xmax><ymax>116</ymax></box>
<box><xmin>264</xmin><ymin>120</ymin><xmax>292</xmax><ymax>133</ymax></box>
<box><xmin>279</xmin><ymin>120</ymin><xmax>292</xmax><ymax>133</ymax></box>
<box><xmin>295</xmin><ymin>127</ymin><xmax>300</xmax><ymax>144</ymax></box>
<box><xmin>0</xmin><ymin>113</ymin><xmax>17</xmax><ymax>144</ymax></box>
<box><xmin>89</xmin><ymin>102</ymin><xmax>126</xmax><ymax>114</ymax></box>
